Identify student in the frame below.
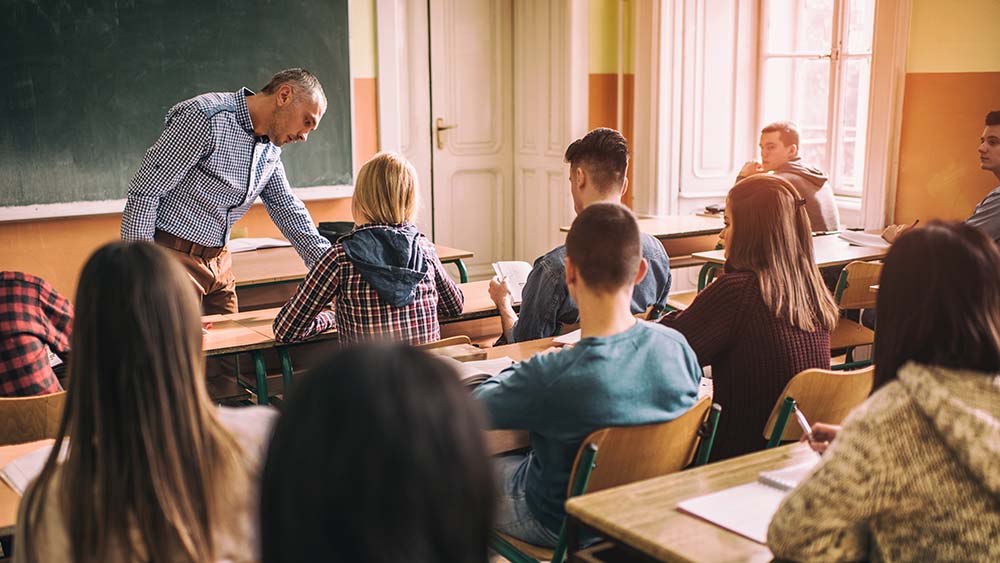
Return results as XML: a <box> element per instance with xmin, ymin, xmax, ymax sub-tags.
<box><xmin>737</xmin><ymin>121</ymin><xmax>840</xmax><ymax>232</ymax></box>
<box><xmin>260</xmin><ymin>344</ymin><xmax>495</xmax><ymax>563</ymax></box>
<box><xmin>273</xmin><ymin>152</ymin><xmax>464</xmax><ymax>344</ymax></box>
<box><xmin>122</xmin><ymin>68</ymin><xmax>332</xmax><ymax>314</ymax></box>
<box><xmin>768</xmin><ymin>222</ymin><xmax>1000</xmax><ymax>562</ymax></box>
<box><xmin>660</xmin><ymin>175</ymin><xmax>837</xmax><ymax>461</ymax></box>
<box><xmin>474</xmin><ymin>203</ymin><xmax>700</xmax><ymax>547</ymax></box>
<box><xmin>489</xmin><ymin>128</ymin><xmax>672</xmax><ymax>343</ymax></box>
<box><xmin>15</xmin><ymin>242</ymin><xmax>276</xmax><ymax>563</ymax></box>
<box><xmin>0</xmin><ymin>272</ymin><xmax>72</xmax><ymax>397</ymax></box>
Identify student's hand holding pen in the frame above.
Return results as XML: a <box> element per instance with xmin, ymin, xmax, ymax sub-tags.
<box><xmin>488</xmin><ymin>276</ymin><xmax>513</xmax><ymax>308</ymax></box>
<box><xmin>881</xmin><ymin>219</ymin><xmax>920</xmax><ymax>244</ymax></box>
<box><xmin>800</xmin><ymin>422</ymin><xmax>841</xmax><ymax>454</ymax></box>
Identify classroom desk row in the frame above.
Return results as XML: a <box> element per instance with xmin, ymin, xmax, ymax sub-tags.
<box><xmin>0</xmin><ymin>334</ymin><xmax>555</xmax><ymax>538</ymax></box>
<box><xmin>202</xmin><ymin>280</ymin><xmax>505</xmax><ymax>405</ymax></box>
<box><xmin>563</xmin><ymin>215</ymin><xmax>725</xmax><ymax>269</ymax></box>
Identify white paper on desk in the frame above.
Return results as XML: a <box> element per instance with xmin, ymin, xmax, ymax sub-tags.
<box><xmin>0</xmin><ymin>445</ymin><xmax>54</xmax><ymax>496</ymax></box>
<box><xmin>228</xmin><ymin>237</ymin><xmax>293</xmax><ymax>254</ymax></box>
<box><xmin>439</xmin><ymin>356</ymin><xmax>515</xmax><ymax>387</ymax></box>
<box><xmin>838</xmin><ymin>231</ymin><xmax>890</xmax><ymax>249</ymax></box>
<box><xmin>676</xmin><ymin>458</ymin><xmax>819</xmax><ymax>544</ymax></box>
<box><xmin>552</xmin><ymin>329</ymin><xmax>581</xmax><ymax>346</ymax></box>
<box><xmin>492</xmin><ymin>261</ymin><xmax>533</xmax><ymax>303</ymax></box>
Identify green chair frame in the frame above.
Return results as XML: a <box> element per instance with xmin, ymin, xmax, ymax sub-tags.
<box><xmin>490</xmin><ymin>404</ymin><xmax>722</xmax><ymax>563</ymax></box>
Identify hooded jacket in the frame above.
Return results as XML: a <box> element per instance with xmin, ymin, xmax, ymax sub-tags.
<box><xmin>768</xmin><ymin>362</ymin><xmax>1000</xmax><ymax>562</ymax></box>
<box><xmin>773</xmin><ymin>158</ymin><xmax>841</xmax><ymax>233</ymax></box>
<box><xmin>341</xmin><ymin>223</ymin><xmax>429</xmax><ymax>307</ymax></box>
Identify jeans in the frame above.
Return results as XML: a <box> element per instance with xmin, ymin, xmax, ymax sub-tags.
<box><xmin>494</xmin><ymin>454</ymin><xmax>561</xmax><ymax>548</ymax></box>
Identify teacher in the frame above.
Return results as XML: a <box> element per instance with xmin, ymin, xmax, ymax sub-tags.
<box><xmin>121</xmin><ymin>68</ymin><xmax>332</xmax><ymax>314</ymax></box>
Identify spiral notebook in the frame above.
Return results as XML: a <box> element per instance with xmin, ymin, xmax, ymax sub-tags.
<box><xmin>676</xmin><ymin>458</ymin><xmax>819</xmax><ymax>543</ymax></box>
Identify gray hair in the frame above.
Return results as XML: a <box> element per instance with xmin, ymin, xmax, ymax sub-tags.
<box><xmin>261</xmin><ymin>68</ymin><xmax>326</xmax><ymax>105</ymax></box>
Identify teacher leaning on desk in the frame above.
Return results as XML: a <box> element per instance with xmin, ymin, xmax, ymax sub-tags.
<box><xmin>120</xmin><ymin>68</ymin><xmax>332</xmax><ymax>314</ymax></box>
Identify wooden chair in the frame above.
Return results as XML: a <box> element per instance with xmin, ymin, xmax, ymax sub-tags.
<box><xmin>830</xmin><ymin>261</ymin><xmax>882</xmax><ymax>364</ymax></box>
<box><xmin>0</xmin><ymin>391</ymin><xmax>66</xmax><ymax>446</ymax></box>
<box><xmin>492</xmin><ymin>397</ymin><xmax>722</xmax><ymax>563</ymax></box>
<box><xmin>763</xmin><ymin>366</ymin><xmax>874</xmax><ymax>446</ymax></box>
<box><xmin>665</xmin><ymin>290</ymin><xmax>698</xmax><ymax>313</ymax></box>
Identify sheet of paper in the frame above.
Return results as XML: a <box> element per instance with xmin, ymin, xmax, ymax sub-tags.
<box><xmin>553</xmin><ymin>328</ymin><xmax>581</xmax><ymax>346</ymax></box>
<box><xmin>677</xmin><ymin>482</ymin><xmax>787</xmax><ymax>544</ymax></box>
<box><xmin>492</xmin><ymin>261</ymin><xmax>533</xmax><ymax>303</ymax></box>
<box><xmin>0</xmin><ymin>445</ymin><xmax>54</xmax><ymax>496</ymax></box>
<box><xmin>228</xmin><ymin>237</ymin><xmax>293</xmax><ymax>254</ymax></box>
<box><xmin>757</xmin><ymin>458</ymin><xmax>820</xmax><ymax>491</ymax></box>
<box><xmin>838</xmin><ymin>231</ymin><xmax>890</xmax><ymax>249</ymax></box>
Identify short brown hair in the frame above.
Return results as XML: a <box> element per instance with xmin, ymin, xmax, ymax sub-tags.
<box><xmin>761</xmin><ymin>121</ymin><xmax>800</xmax><ymax>147</ymax></box>
<box><xmin>564</xmin><ymin>128</ymin><xmax>629</xmax><ymax>191</ymax></box>
<box><xmin>352</xmin><ymin>152</ymin><xmax>419</xmax><ymax>224</ymax></box>
<box><xmin>874</xmin><ymin>221</ymin><xmax>1000</xmax><ymax>390</ymax></box>
<box><xmin>565</xmin><ymin>202</ymin><xmax>641</xmax><ymax>293</ymax></box>
<box><xmin>261</xmin><ymin>68</ymin><xmax>327</xmax><ymax>105</ymax></box>
<box><xmin>986</xmin><ymin>111</ymin><xmax>1000</xmax><ymax>126</ymax></box>
<box><xmin>726</xmin><ymin>175</ymin><xmax>838</xmax><ymax>333</ymax></box>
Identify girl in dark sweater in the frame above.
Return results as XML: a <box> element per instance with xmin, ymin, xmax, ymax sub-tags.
<box><xmin>661</xmin><ymin>175</ymin><xmax>838</xmax><ymax>460</ymax></box>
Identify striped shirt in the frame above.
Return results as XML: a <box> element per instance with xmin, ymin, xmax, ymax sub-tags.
<box><xmin>273</xmin><ymin>224</ymin><xmax>465</xmax><ymax>344</ymax></box>
<box><xmin>121</xmin><ymin>88</ymin><xmax>330</xmax><ymax>267</ymax></box>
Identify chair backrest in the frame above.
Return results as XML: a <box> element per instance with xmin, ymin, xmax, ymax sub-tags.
<box><xmin>834</xmin><ymin>261</ymin><xmax>882</xmax><ymax>310</ymax></box>
<box><xmin>568</xmin><ymin>396</ymin><xmax>714</xmax><ymax>495</ymax></box>
<box><xmin>762</xmin><ymin>366</ymin><xmax>874</xmax><ymax>442</ymax></box>
<box><xmin>415</xmin><ymin>335</ymin><xmax>472</xmax><ymax>350</ymax></box>
<box><xmin>0</xmin><ymin>391</ymin><xmax>67</xmax><ymax>446</ymax></box>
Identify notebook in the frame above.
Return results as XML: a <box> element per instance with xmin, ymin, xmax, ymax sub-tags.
<box><xmin>227</xmin><ymin>237</ymin><xmax>293</xmax><ymax>254</ymax></box>
<box><xmin>676</xmin><ymin>458</ymin><xmax>820</xmax><ymax>543</ymax></box>
<box><xmin>492</xmin><ymin>261</ymin><xmax>533</xmax><ymax>303</ymax></box>
<box><xmin>838</xmin><ymin>231</ymin><xmax>890</xmax><ymax>249</ymax></box>
<box><xmin>438</xmin><ymin>356</ymin><xmax>516</xmax><ymax>387</ymax></box>
<box><xmin>0</xmin><ymin>445</ymin><xmax>54</xmax><ymax>496</ymax></box>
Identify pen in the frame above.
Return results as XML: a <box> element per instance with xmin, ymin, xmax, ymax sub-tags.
<box><xmin>793</xmin><ymin>404</ymin><xmax>813</xmax><ymax>441</ymax></box>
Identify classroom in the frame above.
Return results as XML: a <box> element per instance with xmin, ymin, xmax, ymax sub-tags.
<box><xmin>2</xmin><ymin>0</ymin><xmax>999</xmax><ymax>561</ymax></box>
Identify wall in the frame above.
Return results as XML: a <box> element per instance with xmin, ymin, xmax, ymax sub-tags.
<box><xmin>893</xmin><ymin>0</ymin><xmax>1000</xmax><ymax>223</ymax></box>
<box><xmin>0</xmin><ymin>2</ymin><xmax>378</xmax><ymax>297</ymax></box>
<box><xmin>588</xmin><ymin>0</ymin><xmax>635</xmax><ymax>208</ymax></box>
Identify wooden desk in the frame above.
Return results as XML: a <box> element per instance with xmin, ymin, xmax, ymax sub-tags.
<box><xmin>0</xmin><ymin>440</ymin><xmax>53</xmax><ymax>537</ymax></box>
<box><xmin>560</xmin><ymin>216</ymin><xmax>724</xmax><ymax>269</ymax></box>
<box><xmin>693</xmin><ymin>234</ymin><xmax>887</xmax><ymax>269</ymax></box>
<box><xmin>232</xmin><ymin>243</ymin><xmax>473</xmax><ymax>286</ymax></box>
<box><xmin>565</xmin><ymin>443</ymin><xmax>817</xmax><ymax>563</ymax></box>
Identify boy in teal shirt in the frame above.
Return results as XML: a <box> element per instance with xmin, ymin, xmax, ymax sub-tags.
<box><xmin>473</xmin><ymin>203</ymin><xmax>701</xmax><ymax>546</ymax></box>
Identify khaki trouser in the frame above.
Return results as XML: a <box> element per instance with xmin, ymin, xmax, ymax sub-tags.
<box><xmin>154</xmin><ymin>230</ymin><xmax>239</xmax><ymax>314</ymax></box>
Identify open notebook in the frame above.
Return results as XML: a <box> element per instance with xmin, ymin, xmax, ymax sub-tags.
<box><xmin>227</xmin><ymin>237</ymin><xmax>293</xmax><ymax>254</ymax></box>
<box><xmin>676</xmin><ymin>457</ymin><xmax>820</xmax><ymax>543</ymax></box>
<box><xmin>0</xmin><ymin>445</ymin><xmax>55</xmax><ymax>496</ymax></box>
<box><xmin>838</xmin><ymin>231</ymin><xmax>890</xmax><ymax>249</ymax></box>
<box><xmin>437</xmin><ymin>356</ymin><xmax>516</xmax><ymax>387</ymax></box>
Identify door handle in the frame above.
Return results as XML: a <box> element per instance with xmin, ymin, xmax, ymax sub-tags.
<box><xmin>435</xmin><ymin>117</ymin><xmax>457</xmax><ymax>149</ymax></box>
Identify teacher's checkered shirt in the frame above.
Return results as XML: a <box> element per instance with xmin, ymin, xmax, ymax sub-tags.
<box><xmin>121</xmin><ymin>88</ymin><xmax>330</xmax><ymax>267</ymax></box>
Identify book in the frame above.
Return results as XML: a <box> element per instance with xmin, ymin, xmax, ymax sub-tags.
<box><xmin>492</xmin><ymin>261</ymin><xmax>533</xmax><ymax>303</ymax></box>
<box><xmin>838</xmin><ymin>231</ymin><xmax>890</xmax><ymax>249</ymax></box>
<box><xmin>228</xmin><ymin>237</ymin><xmax>293</xmax><ymax>254</ymax></box>
<box><xmin>437</xmin><ymin>356</ymin><xmax>516</xmax><ymax>387</ymax></box>
<box><xmin>676</xmin><ymin>458</ymin><xmax>820</xmax><ymax>543</ymax></box>
<box><xmin>0</xmin><ymin>445</ymin><xmax>54</xmax><ymax>496</ymax></box>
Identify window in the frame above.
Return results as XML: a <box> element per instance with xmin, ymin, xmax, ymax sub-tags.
<box><xmin>758</xmin><ymin>0</ymin><xmax>876</xmax><ymax>197</ymax></box>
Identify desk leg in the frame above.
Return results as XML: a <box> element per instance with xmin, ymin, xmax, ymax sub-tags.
<box><xmin>450</xmin><ymin>259</ymin><xmax>470</xmax><ymax>283</ymax></box>
<box><xmin>279</xmin><ymin>348</ymin><xmax>294</xmax><ymax>396</ymax></box>
<box><xmin>252</xmin><ymin>350</ymin><xmax>269</xmax><ymax>406</ymax></box>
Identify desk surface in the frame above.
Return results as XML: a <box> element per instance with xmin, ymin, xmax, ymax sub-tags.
<box><xmin>231</xmin><ymin>243</ymin><xmax>474</xmax><ymax>287</ymax></box>
<box><xmin>566</xmin><ymin>443</ymin><xmax>817</xmax><ymax>563</ymax></box>
<box><xmin>0</xmin><ymin>439</ymin><xmax>53</xmax><ymax>536</ymax></box>
<box><xmin>692</xmin><ymin>234</ymin><xmax>888</xmax><ymax>268</ymax></box>
<box><xmin>560</xmin><ymin>216</ymin><xmax>724</xmax><ymax>240</ymax></box>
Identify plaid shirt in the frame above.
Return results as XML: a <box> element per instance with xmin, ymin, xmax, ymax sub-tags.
<box><xmin>121</xmin><ymin>88</ymin><xmax>331</xmax><ymax>267</ymax></box>
<box><xmin>273</xmin><ymin>224</ymin><xmax>465</xmax><ymax>344</ymax></box>
<box><xmin>0</xmin><ymin>272</ymin><xmax>73</xmax><ymax>397</ymax></box>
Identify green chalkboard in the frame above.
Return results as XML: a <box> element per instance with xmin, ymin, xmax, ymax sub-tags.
<box><xmin>0</xmin><ymin>0</ymin><xmax>352</xmax><ymax>208</ymax></box>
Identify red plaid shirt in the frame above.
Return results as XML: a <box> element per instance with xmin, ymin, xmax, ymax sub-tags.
<box><xmin>0</xmin><ymin>272</ymin><xmax>73</xmax><ymax>396</ymax></box>
<box><xmin>273</xmin><ymin>225</ymin><xmax>464</xmax><ymax>344</ymax></box>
